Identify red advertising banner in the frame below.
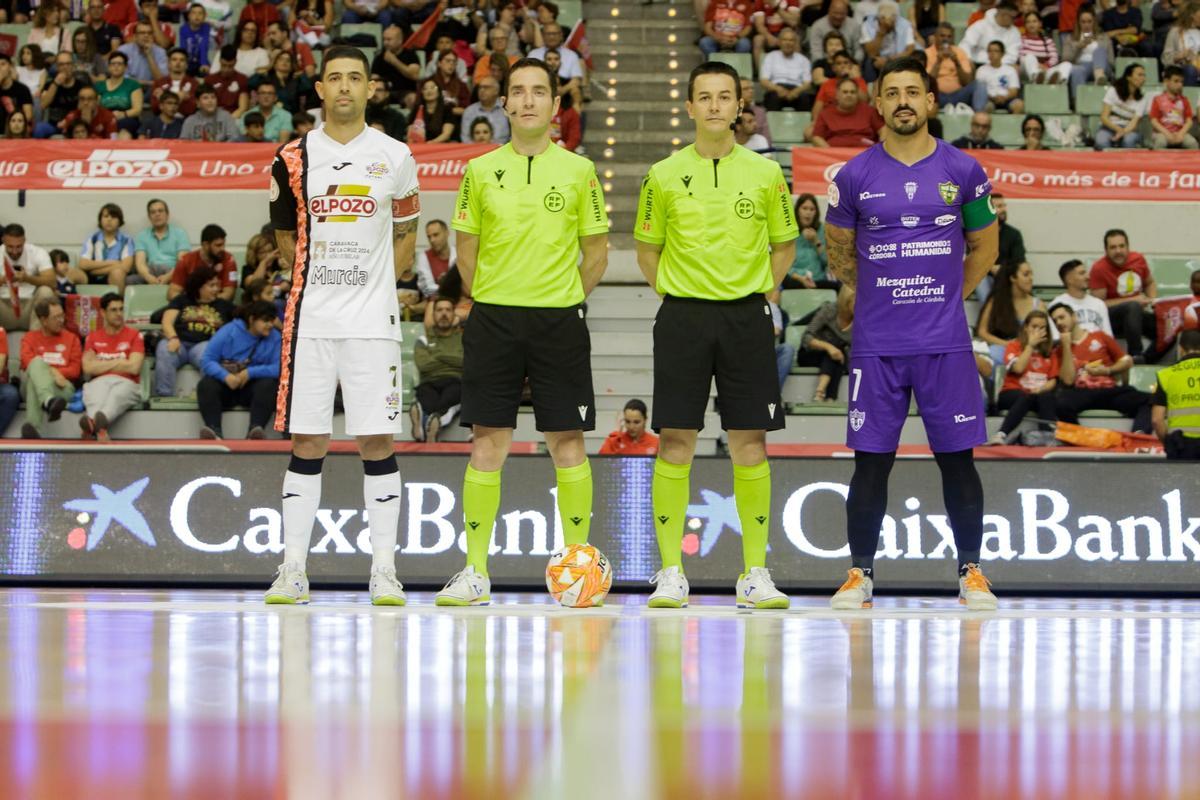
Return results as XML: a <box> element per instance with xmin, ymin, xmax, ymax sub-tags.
<box><xmin>791</xmin><ymin>147</ymin><xmax>1200</xmax><ymax>202</ymax></box>
<box><xmin>0</xmin><ymin>141</ymin><xmax>494</xmax><ymax>192</ymax></box>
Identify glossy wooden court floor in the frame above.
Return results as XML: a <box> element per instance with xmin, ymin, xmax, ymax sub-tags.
<box><xmin>0</xmin><ymin>589</ymin><xmax>1197</xmax><ymax>800</ymax></box>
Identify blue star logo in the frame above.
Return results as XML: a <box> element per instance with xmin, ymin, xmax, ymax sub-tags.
<box><xmin>688</xmin><ymin>490</ymin><xmax>742</xmax><ymax>557</ymax></box>
<box><xmin>63</xmin><ymin>478</ymin><xmax>155</xmax><ymax>550</ymax></box>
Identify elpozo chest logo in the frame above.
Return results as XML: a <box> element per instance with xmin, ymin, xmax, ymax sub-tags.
<box><xmin>309</xmin><ymin>185</ymin><xmax>378</xmax><ymax>222</ymax></box>
<box><xmin>47</xmin><ymin>148</ymin><xmax>183</xmax><ymax>188</ymax></box>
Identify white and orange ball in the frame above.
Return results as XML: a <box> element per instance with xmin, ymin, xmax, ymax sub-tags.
<box><xmin>545</xmin><ymin>544</ymin><xmax>613</xmax><ymax>608</ymax></box>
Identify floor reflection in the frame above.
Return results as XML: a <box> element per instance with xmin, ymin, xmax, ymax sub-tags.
<box><xmin>0</xmin><ymin>591</ymin><xmax>1195</xmax><ymax>799</ymax></box>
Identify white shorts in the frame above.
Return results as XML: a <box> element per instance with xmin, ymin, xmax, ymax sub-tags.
<box><xmin>276</xmin><ymin>337</ymin><xmax>403</xmax><ymax>436</ymax></box>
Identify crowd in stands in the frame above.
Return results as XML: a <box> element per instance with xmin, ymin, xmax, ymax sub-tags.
<box><xmin>0</xmin><ymin>0</ymin><xmax>591</xmax><ymax>149</ymax></box>
<box><xmin>698</xmin><ymin>0</ymin><xmax>1200</xmax><ymax>149</ymax></box>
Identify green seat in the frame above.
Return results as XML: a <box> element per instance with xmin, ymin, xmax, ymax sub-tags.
<box><xmin>557</xmin><ymin>0</ymin><xmax>583</xmax><ymax>28</ymax></box>
<box><xmin>1127</xmin><ymin>364</ymin><xmax>1159</xmax><ymax>395</ymax></box>
<box><xmin>1075</xmin><ymin>84</ymin><xmax>1107</xmax><ymax>116</ymax></box>
<box><xmin>0</xmin><ymin>24</ymin><xmax>32</xmax><ymax>50</ymax></box>
<box><xmin>784</xmin><ymin>325</ymin><xmax>804</xmax><ymax>351</ymax></box>
<box><xmin>708</xmin><ymin>52</ymin><xmax>753</xmax><ymax>80</ymax></box>
<box><xmin>779</xmin><ymin>288</ymin><xmax>835</xmax><ymax>323</ymax></box>
<box><xmin>360</xmin><ymin>47</ymin><xmax>377</xmax><ymax>66</ymax></box>
<box><xmin>400</xmin><ymin>321</ymin><xmax>425</xmax><ymax>345</ymax></box>
<box><xmin>1114</xmin><ymin>57</ymin><xmax>1158</xmax><ymax>85</ymax></box>
<box><xmin>125</xmin><ymin>284</ymin><xmax>168</xmax><ymax>325</ymax></box>
<box><xmin>990</xmin><ymin>113</ymin><xmax>1025</xmax><ymax>147</ymax></box>
<box><xmin>1148</xmin><ymin>257</ymin><xmax>1197</xmax><ymax>292</ymax></box>
<box><xmin>1024</xmin><ymin>84</ymin><xmax>1070</xmax><ymax>114</ymax></box>
<box><xmin>767</xmin><ymin>110</ymin><xmax>811</xmax><ymax>144</ymax></box>
<box><xmin>338</xmin><ymin>22</ymin><xmax>381</xmax><ymax>45</ymax></box>
<box><xmin>938</xmin><ymin>112</ymin><xmax>971</xmax><ymax>143</ymax></box>
<box><xmin>945</xmin><ymin>4</ymin><xmax>974</xmax><ymax>27</ymax></box>
<box><xmin>74</xmin><ymin>285</ymin><xmax>111</xmax><ymax>298</ymax></box>
<box><xmin>1184</xmin><ymin>87</ymin><xmax>1200</xmax><ymax>113</ymax></box>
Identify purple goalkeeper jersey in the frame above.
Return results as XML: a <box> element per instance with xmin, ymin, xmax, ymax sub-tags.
<box><xmin>824</xmin><ymin>140</ymin><xmax>994</xmax><ymax>357</ymax></box>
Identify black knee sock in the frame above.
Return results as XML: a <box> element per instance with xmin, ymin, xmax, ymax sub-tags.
<box><xmin>934</xmin><ymin>449</ymin><xmax>984</xmax><ymax>570</ymax></box>
<box><xmin>846</xmin><ymin>450</ymin><xmax>896</xmax><ymax>574</ymax></box>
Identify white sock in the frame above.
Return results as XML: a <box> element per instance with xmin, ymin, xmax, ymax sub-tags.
<box><xmin>364</xmin><ymin>459</ymin><xmax>402</xmax><ymax>571</ymax></box>
<box><xmin>282</xmin><ymin>461</ymin><xmax>323</xmax><ymax>570</ymax></box>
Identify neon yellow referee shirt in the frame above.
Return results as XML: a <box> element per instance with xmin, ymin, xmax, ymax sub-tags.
<box><xmin>452</xmin><ymin>142</ymin><xmax>609</xmax><ymax>308</ymax></box>
<box><xmin>635</xmin><ymin>143</ymin><xmax>798</xmax><ymax>300</ymax></box>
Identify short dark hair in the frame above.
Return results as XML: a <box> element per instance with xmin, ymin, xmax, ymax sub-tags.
<box><xmin>623</xmin><ymin>398</ymin><xmax>648</xmax><ymax>416</ymax></box>
<box><xmin>687</xmin><ymin>61</ymin><xmax>741</xmax><ymax>102</ymax></box>
<box><xmin>830</xmin><ymin>49</ymin><xmax>852</xmax><ymax>63</ymax></box>
<box><xmin>432</xmin><ymin>295</ymin><xmax>455</xmax><ymax>308</ymax></box>
<box><xmin>1058</xmin><ymin>258</ymin><xmax>1083</xmax><ymax>283</ymax></box>
<box><xmin>244</xmin><ymin>111</ymin><xmax>265</xmax><ymax>127</ymax></box>
<box><xmin>876</xmin><ymin>55</ymin><xmax>932</xmax><ymax>93</ymax></box>
<box><xmin>471</xmin><ymin>117</ymin><xmax>494</xmax><ymax>135</ymax></box>
<box><xmin>168</xmin><ymin>47</ymin><xmax>187</xmax><ymax>59</ymax></box>
<box><xmin>991</xmin><ymin>192</ymin><xmax>1005</xmax><ymax>200</ymax></box>
<box><xmin>1046</xmin><ymin>302</ymin><xmax>1074</xmax><ymax>319</ymax></box>
<box><xmin>240</xmin><ymin>300</ymin><xmax>278</xmax><ymax>323</ymax></box>
<box><xmin>185</xmin><ymin>265</ymin><xmax>218</xmax><ymax>300</ymax></box>
<box><xmin>159</xmin><ymin>89</ymin><xmax>179</xmax><ymax>104</ymax></box>
<box><xmin>987</xmin><ymin>39</ymin><xmax>1006</xmax><ymax>54</ymax></box>
<box><xmin>33</xmin><ymin>297</ymin><xmax>61</xmax><ymax>320</ymax></box>
<box><xmin>2</xmin><ymin>223</ymin><xmax>24</xmax><ymax>238</ymax></box>
<box><xmin>1021</xmin><ymin>113</ymin><xmax>1045</xmax><ymax>134</ymax></box>
<box><xmin>320</xmin><ymin>45</ymin><xmax>371</xmax><ymax>80</ymax></box>
<box><xmin>1103</xmin><ymin>228</ymin><xmax>1128</xmax><ymax>248</ymax></box>
<box><xmin>219</xmin><ymin>44</ymin><xmax>237</xmax><ymax>62</ymax></box>
<box><xmin>196</xmin><ymin>83</ymin><xmax>217</xmax><ymax>99</ymax></box>
<box><xmin>1180</xmin><ymin>329</ymin><xmax>1200</xmax><ymax>352</ymax></box>
<box><xmin>146</xmin><ymin>197</ymin><xmax>168</xmax><ymax>213</ymax></box>
<box><xmin>292</xmin><ymin>111</ymin><xmax>314</xmax><ymax>127</ymax></box>
<box><xmin>98</xmin><ymin>202</ymin><xmax>124</xmax><ymax>227</ymax></box>
<box><xmin>426</xmin><ymin>219</ymin><xmax>449</xmax><ymax>231</ymax></box>
<box><xmin>506</xmin><ymin>57</ymin><xmax>558</xmax><ymax>96</ymax></box>
<box><xmin>822</xmin><ymin>30</ymin><xmax>846</xmax><ymax>47</ymax></box>
<box><xmin>201</xmin><ymin>223</ymin><xmax>227</xmax><ymax>244</ymax></box>
<box><xmin>49</xmin><ymin>248</ymin><xmax>70</xmax><ymax>265</ymax></box>
<box><xmin>996</xmin><ymin>1</ymin><xmax>1018</xmax><ymax>12</ymax></box>
<box><xmin>107</xmin><ymin>51</ymin><xmax>127</xmax><ymax>64</ymax></box>
<box><xmin>1163</xmin><ymin>65</ymin><xmax>1185</xmax><ymax>81</ymax></box>
<box><xmin>100</xmin><ymin>292</ymin><xmax>123</xmax><ymax>310</ymax></box>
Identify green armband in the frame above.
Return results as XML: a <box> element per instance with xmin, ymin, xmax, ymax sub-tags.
<box><xmin>962</xmin><ymin>193</ymin><xmax>996</xmax><ymax>232</ymax></box>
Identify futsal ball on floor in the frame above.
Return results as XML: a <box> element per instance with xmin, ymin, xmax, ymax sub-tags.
<box><xmin>545</xmin><ymin>544</ymin><xmax>613</xmax><ymax>608</ymax></box>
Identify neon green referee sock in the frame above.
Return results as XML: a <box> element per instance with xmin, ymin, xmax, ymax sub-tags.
<box><xmin>652</xmin><ymin>458</ymin><xmax>692</xmax><ymax>570</ymax></box>
<box><xmin>555</xmin><ymin>460</ymin><xmax>592</xmax><ymax>546</ymax></box>
<box><xmin>733</xmin><ymin>461</ymin><xmax>771</xmax><ymax>572</ymax></box>
<box><xmin>463</xmin><ymin>464</ymin><xmax>502</xmax><ymax>577</ymax></box>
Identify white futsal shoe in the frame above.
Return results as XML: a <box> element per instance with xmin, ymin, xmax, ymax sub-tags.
<box><xmin>648</xmin><ymin>566</ymin><xmax>689</xmax><ymax>608</ymax></box>
<box><xmin>959</xmin><ymin>564</ymin><xmax>998</xmax><ymax>610</ymax></box>
<box><xmin>435</xmin><ymin>566</ymin><xmax>492</xmax><ymax>606</ymax></box>
<box><xmin>736</xmin><ymin>566</ymin><xmax>790</xmax><ymax>609</ymax></box>
<box><xmin>369</xmin><ymin>566</ymin><xmax>408</xmax><ymax>606</ymax></box>
<box><xmin>830</xmin><ymin>568</ymin><xmax>874</xmax><ymax>610</ymax></box>
<box><xmin>265</xmin><ymin>562</ymin><xmax>309</xmax><ymax>604</ymax></box>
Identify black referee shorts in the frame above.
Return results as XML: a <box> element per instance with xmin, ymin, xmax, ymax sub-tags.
<box><xmin>652</xmin><ymin>294</ymin><xmax>784</xmax><ymax>432</ymax></box>
<box><xmin>461</xmin><ymin>302</ymin><xmax>596</xmax><ymax>432</ymax></box>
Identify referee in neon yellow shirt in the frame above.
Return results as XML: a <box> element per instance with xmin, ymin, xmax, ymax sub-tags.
<box><xmin>635</xmin><ymin>61</ymin><xmax>798</xmax><ymax>609</ymax></box>
<box><xmin>436</xmin><ymin>58</ymin><xmax>610</xmax><ymax>606</ymax></box>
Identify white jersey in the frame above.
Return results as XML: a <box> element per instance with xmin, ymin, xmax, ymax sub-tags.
<box><xmin>270</xmin><ymin>124</ymin><xmax>420</xmax><ymax>341</ymax></box>
<box><xmin>1050</xmin><ymin>291</ymin><xmax>1114</xmax><ymax>337</ymax></box>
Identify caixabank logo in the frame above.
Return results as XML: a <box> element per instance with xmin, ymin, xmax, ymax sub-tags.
<box><xmin>63</xmin><ymin>478</ymin><xmax>154</xmax><ymax>550</ymax></box>
<box><xmin>47</xmin><ymin>149</ymin><xmax>183</xmax><ymax>188</ymax></box>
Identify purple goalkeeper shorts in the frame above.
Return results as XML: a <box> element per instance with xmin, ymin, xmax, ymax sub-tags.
<box><xmin>845</xmin><ymin>351</ymin><xmax>987</xmax><ymax>453</ymax></box>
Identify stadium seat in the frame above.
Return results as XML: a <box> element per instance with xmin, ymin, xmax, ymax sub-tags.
<box><xmin>1075</xmin><ymin>84</ymin><xmax>1107</xmax><ymax>117</ymax></box>
<box><xmin>945</xmin><ymin>3</ymin><xmax>974</xmax><ymax>27</ymax></box>
<box><xmin>75</xmin><ymin>285</ymin><xmax>111</xmax><ymax>298</ymax></box>
<box><xmin>990</xmin><ymin>113</ymin><xmax>1025</xmax><ymax>147</ymax></box>
<box><xmin>1114</xmin><ymin>57</ymin><xmax>1158</xmax><ymax>85</ymax></box>
<box><xmin>767</xmin><ymin>110</ymin><xmax>811</xmax><ymax>144</ymax></box>
<box><xmin>0</xmin><ymin>24</ymin><xmax>31</xmax><ymax>50</ymax></box>
<box><xmin>125</xmin><ymin>284</ymin><xmax>168</xmax><ymax>327</ymax></box>
<box><xmin>708</xmin><ymin>52</ymin><xmax>753</xmax><ymax>79</ymax></box>
<box><xmin>339</xmin><ymin>22</ymin><xmax>381</xmax><ymax>45</ymax></box>
<box><xmin>1185</xmin><ymin>86</ymin><xmax>1200</xmax><ymax>113</ymax></box>
<box><xmin>938</xmin><ymin>112</ymin><xmax>970</xmax><ymax>143</ymax></box>
<box><xmin>779</xmin><ymin>288</ymin><xmax>835</xmax><ymax>324</ymax></box>
<box><xmin>557</xmin><ymin>0</ymin><xmax>582</xmax><ymax>27</ymax></box>
<box><xmin>1148</xmin><ymin>257</ymin><xmax>1197</xmax><ymax>292</ymax></box>
<box><xmin>1024</xmin><ymin>84</ymin><xmax>1070</xmax><ymax>115</ymax></box>
<box><xmin>1127</xmin><ymin>364</ymin><xmax>1158</xmax><ymax>394</ymax></box>
<box><xmin>360</xmin><ymin>47</ymin><xmax>377</xmax><ymax>65</ymax></box>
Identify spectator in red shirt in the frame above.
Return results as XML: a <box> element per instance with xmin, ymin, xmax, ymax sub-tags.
<box><xmin>811</xmin><ymin>76</ymin><xmax>885</xmax><ymax>146</ymax></box>
<box><xmin>1049</xmin><ymin>302</ymin><xmax>1152</xmax><ymax>433</ymax></box>
<box><xmin>812</xmin><ymin>50</ymin><xmax>867</xmax><ymax>120</ymax></box>
<box><xmin>417</xmin><ymin>220</ymin><xmax>455</xmax><ymax>286</ymax></box>
<box><xmin>700</xmin><ymin>0</ymin><xmax>756</xmax><ymax>56</ymax></box>
<box><xmin>239</xmin><ymin>0</ymin><xmax>281</xmax><ymax>45</ymax></box>
<box><xmin>1089</xmin><ymin>228</ymin><xmax>1158</xmax><ymax>360</ymax></box>
<box><xmin>1150</xmin><ymin>65</ymin><xmax>1198</xmax><ymax>150</ymax></box>
<box><xmin>123</xmin><ymin>0</ymin><xmax>175</xmax><ymax>48</ymax></box>
<box><xmin>0</xmin><ymin>326</ymin><xmax>18</xmax><ymax>436</ymax></box>
<box><xmin>209</xmin><ymin>45</ymin><xmax>251</xmax><ymax>117</ymax></box>
<box><xmin>599</xmin><ymin>399</ymin><xmax>660</xmax><ymax>455</ymax></box>
<box><xmin>170</xmin><ymin>224</ymin><xmax>238</xmax><ymax>302</ymax></box>
<box><xmin>549</xmin><ymin>82</ymin><xmax>582</xmax><ymax>151</ymax></box>
<box><xmin>80</xmin><ymin>292</ymin><xmax>145</xmax><ymax>441</ymax></box>
<box><xmin>265</xmin><ymin>21</ymin><xmax>316</xmax><ymax>78</ymax></box>
<box><xmin>18</xmin><ymin>298</ymin><xmax>82</xmax><ymax>439</ymax></box>
<box><xmin>150</xmin><ymin>47</ymin><xmax>200</xmax><ymax>115</ymax></box>
<box><xmin>992</xmin><ymin>310</ymin><xmax>1058</xmax><ymax>444</ymax></box>
<box><xmin>104</xmin><ymin>0</ymin><xmax>140</xmax><ymax>32</ymax></box>
<box><xmin>58</xmin><ymin>85</ymin><xmax>117</xmax><ymax>138</ymax></box>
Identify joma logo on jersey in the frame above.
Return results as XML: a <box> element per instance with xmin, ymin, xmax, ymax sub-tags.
<box><xmin>309</xmin><ymin>187</ymin><xmax>378</xmax><ymax>221</ymax></box>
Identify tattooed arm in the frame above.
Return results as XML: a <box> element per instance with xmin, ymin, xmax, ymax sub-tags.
<box><xmin>824</xmin><ymin>222</ymin><xmax>857</xmax><ymax>289</ymax></box>
<box><xmin>393</xmin><ymin>218</ymin><xmax>418</xmax><ymax>283</ymax></box>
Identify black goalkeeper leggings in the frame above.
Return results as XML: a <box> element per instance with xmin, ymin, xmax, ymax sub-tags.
<box><xmin>846</xmin><ymin>449</ymin><xmax>984</xmax><ymax>571</ymax></box>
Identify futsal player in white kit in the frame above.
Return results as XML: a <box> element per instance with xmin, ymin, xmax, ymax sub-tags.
<box><xmin>263</xmin><ymin>46</ymin><xmax>421</xmax><ymax>605</ymax></box>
